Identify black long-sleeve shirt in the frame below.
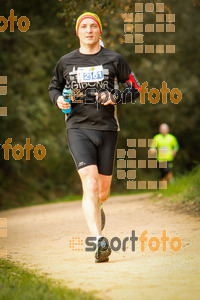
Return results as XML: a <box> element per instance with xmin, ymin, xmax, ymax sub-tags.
<box><xmin>48</xmin><ymin>46</ymin><xmax>139</xmax><ymax>131</ymax></box>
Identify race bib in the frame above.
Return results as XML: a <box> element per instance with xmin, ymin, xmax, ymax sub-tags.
<box><xmin>159</xmin><ymin>147</ymin><xmax>169</xmax><ymax>159</ymax></box>
<box><xmin>77</xmin><ymin>65</ymin><xmax>104</xmax><ymax>83</ymax></box>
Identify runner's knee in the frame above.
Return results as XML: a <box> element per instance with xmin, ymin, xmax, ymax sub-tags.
<box><xmin>82</xmin><ymin>176</ymin><xmax>99</xmax><ymax>195</ymax></box>
<box><xmin>99</xmin><ymin>189</ymin><xmax>110</xmax><ymax>203</ymax></box>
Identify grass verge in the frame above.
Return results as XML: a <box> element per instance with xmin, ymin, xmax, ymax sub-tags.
<box><xmin>154</xmin><ymin>165</ymin><xmax>200</xmax><ymax>209</ymax></box>
<box><xmin>0</xmin><ymin>259</ymin><xmax>97</xmax><ymax>300</ymax></box>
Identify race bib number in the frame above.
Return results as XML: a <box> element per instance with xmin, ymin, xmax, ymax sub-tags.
<box><xmin>77</xmin><ymin>65</ymin><xmax>104</xmax><ymax>83</ymax></box>
<box><xmin>159</xmin><ymin>147</ymin><xmax>169</xmax><ymax>159</ymax></box>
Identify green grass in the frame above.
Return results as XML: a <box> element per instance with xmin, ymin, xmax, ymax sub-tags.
<box><xmin>1</xmin><ymin>189</ymin><xmax>150</xmax><ymax>211</ymax></box>
<box><xmin>49</xmin><ymin>190</ymin><xmax>149</xmax><ymax>207</ymax></box>
<box><xmin>0</xmin><ymin>259</ymin><xmax>97</xmax><ymax>300</ymax></box>
<box><xmin>155</xmin><ymin>165</ymin><xmax>200</xmax><ymax>206</ymax></box>
<box><xmin>2</xmin><ymin>166</ymin><xmax>200</xmax><ymax>212</ymax></box>
<box><xmin>0</xmin><ymin>193</ymin><xmax>83</xmax><ymax>211</ymax></box>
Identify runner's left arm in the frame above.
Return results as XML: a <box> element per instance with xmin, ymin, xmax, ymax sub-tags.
<box><xmin>172</xmin><ymin>136</ymin><xmax>179</xmax><ymax>156</ymax></box>
<box><xmin>116</xmin><ymin>54</ymin><xmax>141</xmax><ymax>104</ymax></box>
<box><xmin>95</xmin><ymin>54</ymin><xmax>141</xmax><ymax>105</ymax></box>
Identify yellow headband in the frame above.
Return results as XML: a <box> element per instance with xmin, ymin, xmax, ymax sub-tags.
<box><xmin>76</xmin><ymin>12</ymin><xmax>104</xmax><ymax>47</ymax></box>
<box><xmin>76</xmin><ymin>12</ymin><xmax>102</xmax><ymax>36</ymax></box>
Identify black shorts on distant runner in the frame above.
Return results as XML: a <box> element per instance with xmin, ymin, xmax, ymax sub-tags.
<box><xmin>67</xmin><ymin>128</ymin><xmax>118</xmax><ymax>175</ymax></box>
<box><xmin>158</xmin><ymin>161</ymin><xmax>173</xmax><ymax>178</ymax></box>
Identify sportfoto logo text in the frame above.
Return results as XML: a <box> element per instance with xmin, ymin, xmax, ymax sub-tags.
<box><xmin>65</xmin><ymin>81</ymin><xmax>182</xmax><ymax>106</ymax></box>
<box><xmin>69</xmin><ymin>230</ymin><xmax>182</xmax><ymax>252</ymax></box>
<box><xmin>0</xmin><ymin>9</ymin><xmax>30</xmax><ymax>32</ymax></box>
<box><xmin>1</xmin><ymin>138</ymin><xmax>46</xmax><ymax>160</ymax></box>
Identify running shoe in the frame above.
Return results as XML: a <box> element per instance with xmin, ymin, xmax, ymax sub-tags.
<box><xmin>95</xmin><ymin>237</ymin><xmax>111</xmax><ymax>263</ymax></box>
<box><xmin>100</xmin><ymin>204</ymin><xmax>106</xmax><ymax>231</ymax></box>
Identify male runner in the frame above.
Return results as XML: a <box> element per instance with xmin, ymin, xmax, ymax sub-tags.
<box><xmin>48</xmin><ymin>12</ymin><xmax>140</xmax><ymax>262</ymax></box>
<box><xmin>150</xmin><ymin>123</ymin><xmax>179</xmax><ymax>182</ymax></box>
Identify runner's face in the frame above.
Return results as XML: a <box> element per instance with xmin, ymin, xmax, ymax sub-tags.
<box><xmin>78</xmin><ymin>18</ymin><xmax>101</xmax><ymax>46</ymax></box>
<box><xmin>159</xmin><ymin>124</ymin><xmax>169</xmax><ymax>135</ymax></box>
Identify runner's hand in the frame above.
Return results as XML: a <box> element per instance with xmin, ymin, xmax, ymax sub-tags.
<box><xmin>56</xmin><ymin>95</ymin><xmax>71</xmax><ymax>110</ymax></box>
<box><xmin>95</xmin><ymin>92</ymin><xmax>115</xmax><ymax>106</ymax></box>
<box><xmin>172</xmin><ymin>150</ymin><xmax>177</xmax><ymax>157</ymax></box>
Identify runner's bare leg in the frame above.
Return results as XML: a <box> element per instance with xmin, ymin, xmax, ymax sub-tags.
<box><xmin>78</xmin><ymin>165</ymin><xmax>101</xmax><ymax>236</ymax></box>
<box><xmin>78</xmin><ymin>166</ymin><xmax>112</xmax><ymax>236</ymax></box>
<box><xmin>98</xmin><ymin>174</ymin><xmax>112</xmax><ymax>204</ymax></box>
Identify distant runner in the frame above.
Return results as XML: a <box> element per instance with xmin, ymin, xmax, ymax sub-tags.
<box><xmin>48</xmin><ymin>12</ymin><xmax>140</xmax><ymax>262</ymax></box>
<box><xmin>150</xmin><ymin>123</ymin><xmax>179</xmax><ymax>182</ymax></box>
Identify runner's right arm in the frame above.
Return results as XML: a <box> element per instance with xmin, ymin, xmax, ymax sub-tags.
<box><xmin>48</xmin><ymin>59</ymin><xmax>66</xmax><ymax>108</ymax></box>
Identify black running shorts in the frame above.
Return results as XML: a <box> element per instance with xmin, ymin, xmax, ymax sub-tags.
<box><xmin>67</xmin><ymin>128</ymin><xmax>118</xmax><ymax>175</ymax></box>
<box><xmin>158</xmin><ymin>161</ymin><xmax>173</xmax><ymax>178</ymax></box>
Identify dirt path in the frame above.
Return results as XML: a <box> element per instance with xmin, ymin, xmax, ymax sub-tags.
<box><xmin>0</xmin><ymin>194</ymin><xmax>200</xmax><ymax>300</ymax></box>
